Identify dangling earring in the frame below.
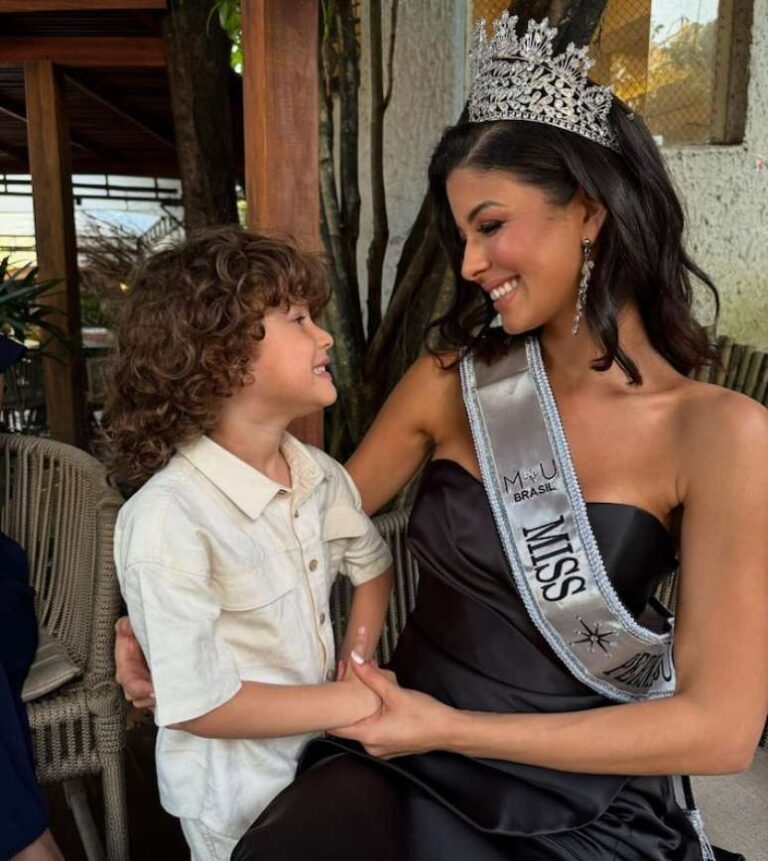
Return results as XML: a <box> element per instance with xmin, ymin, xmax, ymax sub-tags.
<box><xmin>571</xmin><ymin>238</ymin><xmax>593</xmax><ymax>336</ymax></box>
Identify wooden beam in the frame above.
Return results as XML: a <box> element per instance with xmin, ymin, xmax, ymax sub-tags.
<box><xmin>0</xmin><ymin>91</ymin><xmax>111</xmax><ymax>159</ymax></box>
<box><xmin>0</xmin><ymin>140</ymin><xmax>26</xmax><ymax>161</ymax></box>
<box><xmin>0</xmin><ymin>95</ymin><xmax>25</xmax><ymax>124</ymax></box>
<box><xmin>0</xmin><ymin>37</ymin><xmax>166</xmax><ymax>67</ymax></box>
<box><xmin>242</xmin><ymin>0</ymin><xmax>319</xmax><ymax>246</ymax></box>
<box><xmin>0</xmin><ymin>156</ymin><xmax>180</xmax><ymax>176</ymax></box>
<box><xmin>24</xmin><ymin>60</ymin><xmax>86</xmax><ymax>447</ymax></box>
<box><xmin>64</xmin><ymin>70</ymin><xmax>176</xmax><ymax>149</ymax></box>
<box><xmin>711</xmin><ymin>0</ymin><xmax>754</xmax><ymax>145</ymax></box>
<box><xmin>0</xmin><ymin>1</ymin><xmax>165</xmax><ymax>11</ymax></box>
<box><xmin>242</xmin><ymin>0</ymin><xmax>322</xmax><ymax>446</ymax></box>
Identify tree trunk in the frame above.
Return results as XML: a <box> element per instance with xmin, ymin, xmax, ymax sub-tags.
<box><xmin>366</xmin><ymin>0</ymin><xmax>398</xmax><ymax>343</ymax></box>
<box><xmin>553</xmin><ymin>0</ymin><xmax>610</xmax><ymax>52</ymax></box>
<box><xmin>165</xmin><ymin>0</ymin><xmax>238</xmax><ymax>232</ymax></box>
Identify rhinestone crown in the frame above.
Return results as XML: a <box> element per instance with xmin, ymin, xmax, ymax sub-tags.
<box><xmin>469</xmin><ymin>13</ymin><xmax>620</xmax><ymax>152</ymax></box>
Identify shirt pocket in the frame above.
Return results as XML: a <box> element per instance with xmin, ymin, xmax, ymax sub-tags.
<box><xmin>213</xmin><ymin>567</ymin><xmax>293</xmax><ymax>611</ymax></box>
<box><xmin>322</xmin><ymin>504</ymin><xmax>370</xmax><ymax>579</ymax></box>
<box><xmin>212</xmin><ymin>563</ymin><xmax>303</xmax><ymax>670</ymax></box>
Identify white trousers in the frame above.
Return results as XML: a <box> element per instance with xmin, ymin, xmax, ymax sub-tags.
<box><xmin>180</xmin><ymin>818</ymin><xmax>239</xmax><ymax>861</ymax></box>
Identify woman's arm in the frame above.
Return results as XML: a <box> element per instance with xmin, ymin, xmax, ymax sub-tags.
<box><xmin>345</xmin><ymin>353</ymin><xmax>460</xmax><ymax>514</ymax></box>
<box><xmin>114</xmin><ymin>616</ymin><xmax>155</xmax><ymax>707</ymax></box>
<box><xmin>336</xmin><ymin>392</ymin><xmax>768</xmax><ymax>775</ymax></box>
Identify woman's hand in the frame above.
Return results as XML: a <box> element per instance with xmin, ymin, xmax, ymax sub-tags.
<box><xmin>114</xmin><ymin>616</ymin><xmax>155</xmax><ymax>709</ymax></box>
<box><xmin>337</xmin><ymin>661</ymin><xmax>383</xmax><ymax>723</ymax></box>
<box><xmin>330</xmin><ymin>659</ymin><xmax>455</xmax><ymax>759</ymax></box>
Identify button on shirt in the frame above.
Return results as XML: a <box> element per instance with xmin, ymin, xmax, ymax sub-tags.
<box><xmin>114</xmin><ymin>434</ymin><xmax>392</xmax><ymax>839</ymax></box>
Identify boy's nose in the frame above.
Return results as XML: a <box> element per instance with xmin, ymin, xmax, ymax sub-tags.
<box><xmin>315</xmin><ymin>322</ymin><xmax>333</xmax><ymax>350</ymax></box>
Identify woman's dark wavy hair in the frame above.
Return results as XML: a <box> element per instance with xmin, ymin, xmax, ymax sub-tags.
<box><xmin>101</xmin><ymin>226</ymin><xmax>329</xmax><ymax>487</ymax></box>
<box><xmin>427</xmin><ymin>98</ymin><xmax>720</xmax><ymax>383</ymax></box>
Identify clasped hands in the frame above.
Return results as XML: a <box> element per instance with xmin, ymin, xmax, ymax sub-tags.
<box><xmin>333</xmin><ymin>638</ymin><xmax>453</xmax><ymax>760</ymax></box>
<box><xmin>115</xmin><ymin>618</ymin><xmax>452</xmax><ymax>760</ymax></box>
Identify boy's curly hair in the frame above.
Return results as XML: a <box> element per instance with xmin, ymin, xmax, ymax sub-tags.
<box><xmin>101</xmin><ymin>226</ymin><xmax>329</xmax><ymax>487</ymax></box>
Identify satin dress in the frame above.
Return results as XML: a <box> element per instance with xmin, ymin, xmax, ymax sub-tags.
<box><xmin>233</xmin><ymin>460</ymin><xmax>735</xmax><ymax>861</ymax></box>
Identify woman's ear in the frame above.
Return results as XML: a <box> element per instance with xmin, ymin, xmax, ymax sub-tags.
<box><xmin>576</xmin><ymin>187</ymin><xmax>607</xmax><ymax>241</ymax></box>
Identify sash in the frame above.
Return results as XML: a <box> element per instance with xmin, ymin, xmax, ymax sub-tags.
<box><xmin>459</xmin><ymin>335</ymin><xmax>676</xmax><ymax>704</ymax></box>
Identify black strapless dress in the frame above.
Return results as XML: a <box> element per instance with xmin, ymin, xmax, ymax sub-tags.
<box><xmin>232</xmin><ymin>460</ymin><xmax>715</xmax><ymax>861</ymax></box>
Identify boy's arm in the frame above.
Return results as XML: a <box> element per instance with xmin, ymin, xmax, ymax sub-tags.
<box><xmin>122</xmin><ymin>554</ymin><xmax>382</xmax><ymax>739</ymax></box>
<box><xmin>324</xmin><ymin>460</ymin><xmax>395</xmax><ymax>675</ymax></box>
<box><xmin>338</xmin><ymin>567</ymin><xmax>393</xmax><ymax>671</ymax></box>
<box><xmin>171</xmin><ymin>663</ymin><xmax>379</xmax><ymax>739</ymax></box>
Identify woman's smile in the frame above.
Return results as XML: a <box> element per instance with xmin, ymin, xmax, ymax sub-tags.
<box><xmin>489</xmin><ymin>276</ymin><xmax>521</xmax><ymax>308</ymax></box>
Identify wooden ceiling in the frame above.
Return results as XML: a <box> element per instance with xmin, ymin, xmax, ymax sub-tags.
<box><xmin>0</xmin><ymin>0</ymin><xmax>243</xmax><ymax>178</ymax></box>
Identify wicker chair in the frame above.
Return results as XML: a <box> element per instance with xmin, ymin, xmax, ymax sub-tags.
<box><xmin>693</xmin><ymin>335</ymin><xmax>768</xmax><ymax>403</ymax></box>
<box><xmin>0</xmin><ymin>434</ymin><xmax>127</xmax><ymax>861</ymax></box>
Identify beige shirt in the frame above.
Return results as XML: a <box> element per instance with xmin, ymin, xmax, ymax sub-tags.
<box><xmin>115</xmin><ymin>433</ymin><xmax>392</xmax><ymax>838</ymax></box>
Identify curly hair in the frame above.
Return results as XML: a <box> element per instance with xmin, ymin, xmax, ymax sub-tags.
<box><xmin>101</xmin><ymin>226</ymin><xmax>329</xmax><ymax>487</ymax></box>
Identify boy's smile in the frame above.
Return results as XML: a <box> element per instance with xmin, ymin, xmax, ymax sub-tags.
<box><xmin>232</xmin><ymin>303</ymin><xmax>337</xmax><ymax>424</ymax></box>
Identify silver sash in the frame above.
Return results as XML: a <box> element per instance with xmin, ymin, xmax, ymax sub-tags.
<box><xmin>459</xmin><ymin>335</ymin><xmax>677</xmax><ymax>703</ymax></box>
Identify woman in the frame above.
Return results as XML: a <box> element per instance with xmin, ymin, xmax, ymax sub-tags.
<box><xmin>119</xmin><ymin>15</ymin><xmax>767</xmax><ymax>860</ymax></box>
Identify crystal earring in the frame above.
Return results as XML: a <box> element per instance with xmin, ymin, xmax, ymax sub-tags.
<box><xmin>571</xmin><ymin>238</ymin><xmax>594</xmax><ymax>336</ymax></box>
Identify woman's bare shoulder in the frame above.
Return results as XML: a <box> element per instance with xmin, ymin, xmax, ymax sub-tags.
<box><xmin>674</xmin><ymin>379</ymin><xmax>768</xmax><ymax>489</ymax></box>
<box><xmin>676</xmin><ymin>378</ymin><xmax>768</xmax><ymax>434</ymax></box>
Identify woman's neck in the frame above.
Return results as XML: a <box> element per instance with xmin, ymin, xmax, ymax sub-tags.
<box><xmin>538</xmin><ymin>303</ymin><xmax>663</xmax><ymax>393</ymax></box>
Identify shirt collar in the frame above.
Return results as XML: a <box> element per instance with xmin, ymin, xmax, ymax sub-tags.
<box><xmin>177</xmin><ymin>433</ymin><xmax>325</xmax><ymax>521</ymax></box>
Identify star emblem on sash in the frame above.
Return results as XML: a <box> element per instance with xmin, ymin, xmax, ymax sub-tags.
<box><xmin>571</xmin><ymin>618</ymin><xmax>616</xmax><ymax>655</ymax></box>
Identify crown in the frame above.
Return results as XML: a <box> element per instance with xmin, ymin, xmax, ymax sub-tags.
<box><xmin>468</xmin><ymin>14</ymin><xmax>620</xmax><ymax>152</ymax></box>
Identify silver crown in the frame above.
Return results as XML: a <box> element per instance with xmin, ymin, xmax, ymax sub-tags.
<box><xmin>469</xmin><ymin>13</ymin><xmax>620</xmax><ymax>152</ymax></box>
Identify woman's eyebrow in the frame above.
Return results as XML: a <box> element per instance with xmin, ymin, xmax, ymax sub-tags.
<box><xmin>467</xmin><ymin>200</ymin><xmax>503</xmax><ymax>222</ymax></box>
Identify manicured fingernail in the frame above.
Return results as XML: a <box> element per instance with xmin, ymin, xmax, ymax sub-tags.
<box><xmin>350</xmin><ymin>650</ymin><xmax>365</xmax><ymax>666</ymax></box>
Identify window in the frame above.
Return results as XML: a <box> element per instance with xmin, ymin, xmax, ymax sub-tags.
<box><xmin>469</xmin><ymin>1</ymin><xmax>754</xmax><ymax>146</ymax></box>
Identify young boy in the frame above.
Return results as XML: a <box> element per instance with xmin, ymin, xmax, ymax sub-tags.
<box><xmin>104</xmin><ymin>227</ymin><xmax>393</xmax><ymax>860</ymax></box>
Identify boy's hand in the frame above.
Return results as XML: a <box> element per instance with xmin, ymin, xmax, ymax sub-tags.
<box><xmin>338</xmin><ymin>661</ymin><xmax>382</xmax><ymax>722</ymax></box>
<box><xmin>331</xmin><ymin>660</ymin><xmax>451</xmax><ymax>759</ymax></box>
<box><xmin>114</xmin><ymin>616</ymin><xmax>155</xmax><ymax>709</ymax></box>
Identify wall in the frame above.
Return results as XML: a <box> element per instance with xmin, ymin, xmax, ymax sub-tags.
<box><xmin>357</xmin><ymin>0</ymin><xmax>467</xmax><ymax>312</ymax></box>
<box><xmin>663</xmin><ymin>0</ymin><xmax>768</xmax><ymax>349</ymax></box>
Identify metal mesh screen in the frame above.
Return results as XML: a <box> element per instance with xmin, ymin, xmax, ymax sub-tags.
<box><xmin>591</xmin><ymin>0</ymin><xmax>721</xmax><ymax>145</ymax></box>
<box><xmin>470</xmin><ymin>1</ymin><xmax>726</xmax><ymax>146</ymax></box>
